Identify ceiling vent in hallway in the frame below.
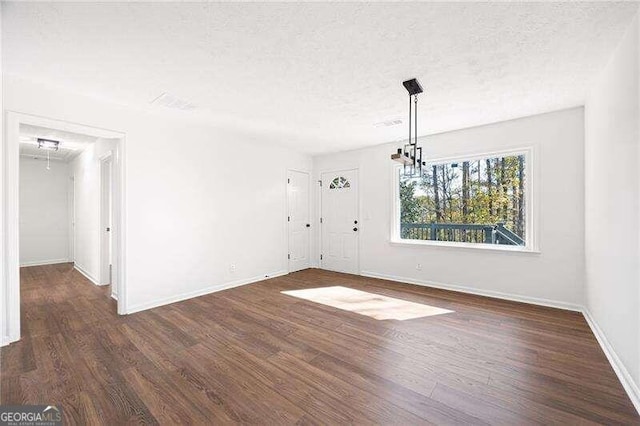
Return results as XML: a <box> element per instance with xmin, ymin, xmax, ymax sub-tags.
<box><xmin>151</xmin><ymin>92</ymin><xmax>196</xmax><ymax>111</ymax></box>
<box><xmin>374</xmin><ymin>119</ymin><xmax>403</xmax><ymax>128</ymax></box>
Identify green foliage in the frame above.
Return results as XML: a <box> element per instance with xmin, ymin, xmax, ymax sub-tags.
<box><xmin>399</xmin><ymin>179</ymin><xmax>421</xmax><ymax>223</ymax></box>
<box><xmin>400</xmin><ymin>155</ymin><xmax>526</xmax><ymax>241</ymax></box>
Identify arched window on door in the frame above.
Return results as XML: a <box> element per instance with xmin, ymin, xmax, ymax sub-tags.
<box><xmin>329</xmin><ymin>176</ymin><xmax>351</xmax><ymax>189</ymax></box>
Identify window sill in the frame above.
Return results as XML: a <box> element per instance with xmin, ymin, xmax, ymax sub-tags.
<box><xmin>389</xmin><ymin>238</ymin><xmax>541</xmax><ymax>254</ymax></box>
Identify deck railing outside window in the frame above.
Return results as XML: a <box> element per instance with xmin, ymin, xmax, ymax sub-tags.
<box><xmin>400</xmin><ymin>222</ymin><xmax>525</xmax><ymax>246</ymax></box>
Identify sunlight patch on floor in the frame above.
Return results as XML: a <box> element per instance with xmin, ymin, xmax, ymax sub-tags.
<box><xmin>281</xmin><ymin>286</ymin><xmax>454</xmax><ymax>320</ymax></box>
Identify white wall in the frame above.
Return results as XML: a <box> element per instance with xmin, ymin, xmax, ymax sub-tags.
<box><xmin>19</xmin><ymin>157</ymin><xmax>70</xmax><ymax>266</ymax></box>
<box><xmin>314</xmin><ymin>107</ymin><xmax>585</xmax><ymax>308</ymax></box>
<box><xmin>585</xmin><ymin>13</ymin><xmax>640</xmax><ymax>404</ymax></box>
<box><xmin>70</xmin><ymin>139</ymin><xmax>115</xmax><ymax>283</ymax></box>
<box><xmin>0</xmin><ymin>2</ymin><xmax>6</xmax><ymax>344</ymax></box>
<box><xmin>3</xmin><ymin>76</ymin><xmax>312</xmax><ymax>313</ymax></box>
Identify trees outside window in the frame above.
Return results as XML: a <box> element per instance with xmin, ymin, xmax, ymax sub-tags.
<box><xmin>398</xmin><ymin>153</ymin><xmax>527</xmax><ymax>246</ymax></box>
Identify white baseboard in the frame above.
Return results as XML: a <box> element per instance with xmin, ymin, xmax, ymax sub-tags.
<box><xmin>20</xmin><ymin>258</ymin><xmax>70</xmax><ymax>267</ymax></box>
<box><xmin>582</xmin><ymin>309</ymin><xmax>640</xmax><ymax>414</ymax></box>
<box><xmin>360</xmin><ymin>270</ymin><xmax>583</xmax><ymax>312</ymax></box>
<box><xmin>1</xmin><ymin>333</ymin><xmax>20</xmax><ymax>347</ymax></box>
<box><xmin>73</xmin><ymin>264</ymin><xmax>101</xmax><ymax>286</ymax></box>
<box><xmin>126</xmin><ymin>270</ymin><xmax>288</xmax><ymax>315</ymax></box>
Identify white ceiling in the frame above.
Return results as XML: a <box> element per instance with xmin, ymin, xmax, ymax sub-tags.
<box><xmin>20</xmin><ymin>124</ymin><xmax>96</xmax><ymax>162</ymax></box>
<box><xmin>3</xmin><ymin>2</ymin><xmax>638</xmax><ymax>154</ymax></box>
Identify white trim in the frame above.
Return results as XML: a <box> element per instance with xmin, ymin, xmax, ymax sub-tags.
<box><xmin>1</xmin><ymin>333</ymin><xmax>20</xmax><ymax>347</ymax></box>
<box><xmin>583</xmin><ymin>309</ymin><xmax>640</xmax><ymax>415</ymax></box>
<box><xmin>113</xmin><ymin>132</ymin><xmax>127</xmax><ymax>316</ymax></box>
<box><xmin>0</xmin><ymin>5</ymin><xmax>4</xmax><ymax>346</ymax></box>
<box><xmin>69</xmin><ymin>174</ymin><xmax>75</xmax><ymax>263</ymax></box>
<box><xmin>126</xmin><ymin>270</ymin><xmax>288</xmax><ymax>314</ymax></box>
<box><xmin>74</xmin><ymin>264</ymin><xmax>101</xmax><ymax>286</ymax></box>
<box><xmin>4</xmin><ymin>113</ymin><xmax>21</xmax><ymax>346</ymax></box>
<box><xmin>390</xmin><ymin>146</ymin><xmax>539</xmax><ymax>252</ymax></box>
<box><xmin>98</xmin><ymin>151</ymin><xmax>113</xmax><ymax>162</ymax></box>
<box><xmin>11</xmin><ymin>113</ymin><xmax>122</xmax><ymax>139</ymax></box>
<box><xmin>389</xmin><ymin>239</ymin><xmax>541</xmax><ymax>254</ymax></box>
<box><xmin>360</xmin><ymin>270</ymin><xmax>583</xmax><ymax>312</ymax></box>
<box><xmin>20</xmin><ymin>259</ymin><xmax>70</xmax><ymax>267</ymax></box>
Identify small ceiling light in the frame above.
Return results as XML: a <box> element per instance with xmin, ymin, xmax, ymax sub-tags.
<box><xmin>391</xmin><ymin>78</ymin><xmax>426</xmax><ymax>177</ymax></box>
<box><xmin>37</xmin><ymin>138</ymin><xmax>60</xmax><ymax>171</ymax></box>
<box><xmin>37</xmin><ymin>138</ymin><xmax>60</xmax><ymax>151</ymax></box>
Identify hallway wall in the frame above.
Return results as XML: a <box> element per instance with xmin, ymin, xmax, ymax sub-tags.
<box><xmin>70</xmin><ymin>139</ymin><xmax>116</xmax><ymax>284</ymax></box>
<box><xmin>19</xmin><ymin>157</ymin><xmax>70</xmax><ymax>266</ymax></box>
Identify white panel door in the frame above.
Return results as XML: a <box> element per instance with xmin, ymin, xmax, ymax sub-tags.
<box><xmin>321</xmin><ymin>169</ymin><xmax>359</xmax><ymax>274</ymax></box>
<box><xmin>288</xmin><ymin>170</ymin><xmax>311</xmax><ymax>272</ymax></box>
<box><xmin>100</xmin><ymin>157</ymin><xmax>113</xmax><ymax>285</ymax></box>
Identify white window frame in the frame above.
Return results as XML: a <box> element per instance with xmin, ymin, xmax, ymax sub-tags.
<box><xmin>390</xmin><ymin>146</ymin><xmax>539</xmax><ymax>253</ymax></box>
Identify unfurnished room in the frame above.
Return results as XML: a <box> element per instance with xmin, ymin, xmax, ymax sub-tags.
<box><xmin>1</xmin><ymin>1</ymin><xmax>639</xmax><ymax>424</ymax></box>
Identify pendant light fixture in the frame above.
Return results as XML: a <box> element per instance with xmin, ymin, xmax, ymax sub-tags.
<box><xmin>390</xmin><ymin>78</ymin><xmax>425</xmax><ymax>177</ymax></box>
<box><xmin>37</xmin><ymin>138</ymin><xmax>60</xmax><ymax>171</ymax></box>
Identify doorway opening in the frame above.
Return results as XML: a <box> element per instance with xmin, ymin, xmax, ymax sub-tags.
<box><xmin>2</xmin><ymin>112</ymin><xmax>126</xmax><ymax>346</ymax></box>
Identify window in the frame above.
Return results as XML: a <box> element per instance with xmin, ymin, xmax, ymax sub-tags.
<box><xmin>394</xmin><ymin>150</ymin><xmax>533</xmax><ymax>249</ymax></box>
<box><xmin>329</xmin><ymin>176</ymin><xmax>351</xmax><ymax>189</ymax></box>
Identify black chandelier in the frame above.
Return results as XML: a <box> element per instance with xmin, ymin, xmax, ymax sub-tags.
<box><xmin>390</xmin><ymin>78</ymin><xmax>425</xmax><ymax>177</ymax></box>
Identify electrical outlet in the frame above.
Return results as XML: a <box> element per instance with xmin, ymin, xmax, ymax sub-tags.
<box><xmin>230</xmin><ymin>264</ymin><xmax>236</xmax><ymax>273</ymax></box>
<box><xmin>416</xmin><ymin>263</ymin><xmax>422</xmax><ymax>271</ymax></box>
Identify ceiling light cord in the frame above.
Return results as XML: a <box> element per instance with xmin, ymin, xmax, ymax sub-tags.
<box><xmin>407</xmin><ymin>91</ymin><xmax>412</xmax><ymax>176</ymax></box>
<box><xmin>415</xmin><ymin>94</ymin><xmax>419</xmax><ymax>173</ymax></box>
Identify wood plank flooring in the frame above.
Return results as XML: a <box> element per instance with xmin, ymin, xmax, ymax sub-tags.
<box><xmin>1</xmin><ymin>263</ymin><xmax>638</xmax><ymax>424</ymax></box>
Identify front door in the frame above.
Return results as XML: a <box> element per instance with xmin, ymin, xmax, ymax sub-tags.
<box><xmin>321</xmin><ymin>169</ymin><xmax>359</xmax><ymax>274</ymax></box>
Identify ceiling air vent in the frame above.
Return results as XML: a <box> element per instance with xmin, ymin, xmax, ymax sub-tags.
<box><xmin>374</xmin><ymin>119</ymin><xmax>403</xmax><ymax>128</ymax></box>
<box><xmin>151</xmin><ymin>92</ymin><xmax>196</xmax><ymax>111</ymax></box>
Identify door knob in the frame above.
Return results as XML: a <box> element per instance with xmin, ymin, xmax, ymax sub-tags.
<box><xmin>353</xmin><ymin>227</ymin><xmax>358</xmax><ymax>232</ymax></box>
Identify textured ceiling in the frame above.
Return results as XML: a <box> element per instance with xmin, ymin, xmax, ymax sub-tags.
<box><xmin>20</xmin><ymin>124</ymin><xmax>96</xmax><ymax>162</ymax></box>
<box><xmin>3</xmin><ymin>2</ymin><xmax>638</xmax><ymax>154</ymax></box>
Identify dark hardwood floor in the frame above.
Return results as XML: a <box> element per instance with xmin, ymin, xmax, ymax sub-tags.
<box><xmin>1</xmin><ymin>263</ymin><xmax>638</xmax><ymax>424</ymax></box>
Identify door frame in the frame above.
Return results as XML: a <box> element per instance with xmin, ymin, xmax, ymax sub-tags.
<box><xmin>69</xmin><ymin>174</ymin><xmax>75</xmax><ymax>263</ymax></box>
<box><xmin>286</xmin><ymin>169</ymin><xmax>311</xmax><ymax>273</ymax></box>
<box><xmin>318</xmin><ymin>167</ymin><xmax>361</xmax><ymax>275</ymax></box>
<box><xmin>2</xmin><ymin>111</ymin><xmax>128</xmax><ymax>346</ymax></box>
